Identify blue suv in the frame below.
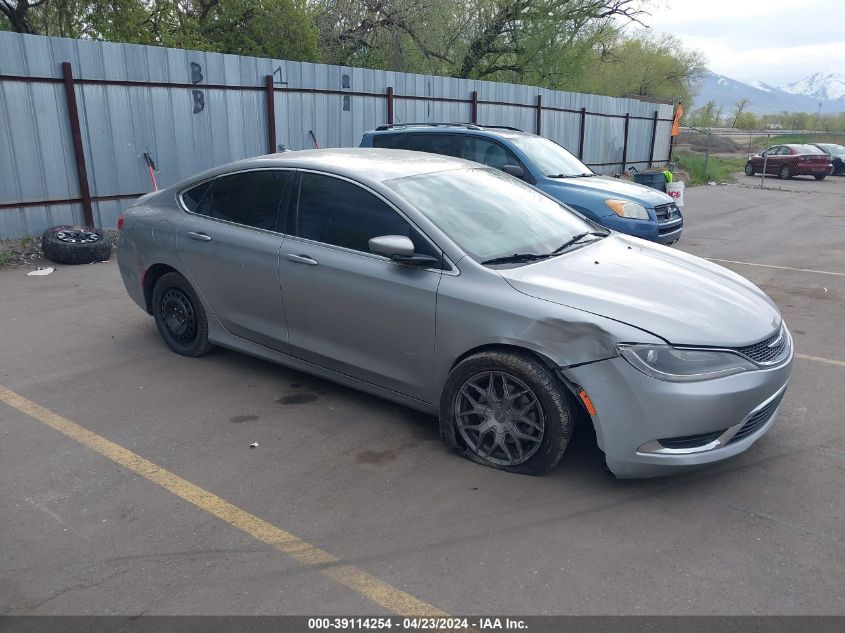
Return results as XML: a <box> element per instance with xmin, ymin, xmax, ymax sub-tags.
<box><xmin>360</xmin><ymin>124</ymin><xmax>683</xmax><ymax>245</ymax></box>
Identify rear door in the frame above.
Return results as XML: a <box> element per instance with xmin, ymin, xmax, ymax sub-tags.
<box><xmin>766</xmin><ymin>146</ymin><xmax>787</xmax><ymax>174</ymax></box>
<box><xmin>278</xmin><ymin>171</ymin><xmax>442</xmax><ymax>400</ymax></box>
<box><xmin>176</xmin><ymin>169</ymin><xmax>292</xmax><ymax>352</ymax></box>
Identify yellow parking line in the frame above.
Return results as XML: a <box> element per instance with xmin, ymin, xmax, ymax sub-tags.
<box><xmin>0</xmin><ymin>385</ymin><xmax>446</xmax><ymax>616</ymax></box>
<box><xmin>707</xmin><ymin>258</ymin><xmax>845</xmax><ymax>277</ymax></box>
<box><xmin>795</xmin><ymin>353</ymin><xmax>845</xmax><ymax>368</ymax></box>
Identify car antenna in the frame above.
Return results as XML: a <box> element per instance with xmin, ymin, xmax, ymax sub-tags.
<box><xmin>308</xmin><ymin>130</ymin><xmax>320</xmax><ymax>149</ymax></box>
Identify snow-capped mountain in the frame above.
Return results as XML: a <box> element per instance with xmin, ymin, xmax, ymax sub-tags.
<box><xmin>694</xmin><ymin>71</ymin><xmax>845</xmax><ymax>114</ymax></box>
<box><xmin>782</xmin><ymin>71</ymin><xmax>845</xmax><ymax>102</ymax></box>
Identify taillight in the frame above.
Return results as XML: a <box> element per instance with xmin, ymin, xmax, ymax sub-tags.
<box><xmin>117</xmin><ymin>212</ymin><xmax>125</xmax><ymax>230</ymax></box>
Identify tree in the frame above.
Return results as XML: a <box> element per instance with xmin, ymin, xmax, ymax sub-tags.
<box><xmin>0</xmin><ymin>0</ymin><xmax>46</xmax><ymax>33</ymax></box>
<box><xmin>731</xmin><ymin>98</ymin><xmax>750</xmax><ymax>128</ymax></box>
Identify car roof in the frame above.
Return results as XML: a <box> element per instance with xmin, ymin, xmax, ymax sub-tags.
<box><xmin>369</xmin><ymin>123</ymin><xmax>531</xmax><ymax>139</ymax></box>
<box><xmin>171</xmin><ymin>148</ymin><xmax>477</xmax><ymax>191</ymax></box>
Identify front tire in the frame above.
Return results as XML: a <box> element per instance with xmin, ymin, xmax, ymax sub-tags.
<box><xmin>440</xmin><ymin>351</ymin><xmax>573</xmax><ymax>475</ymax></box>
<box><xmin>814</xmin><ymin>174</ymin><xmax>826</xmax><ymax>181</ymax></box>
<box><xmin>780</xmin><ymin>165</ymin><xmax>792</xmax><ymax>180</ymax></box>
<box><xmin>152</xmin><ymin>272</ymin><xmax>213</xmax><ymax>357</ymax></box>
<box><xmin>744</xmin><ymin>163</ymin><xmax>755</xmax><ymax>176</ymax></box>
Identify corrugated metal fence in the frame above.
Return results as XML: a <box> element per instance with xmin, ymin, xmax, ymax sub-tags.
<box><xmin>0</xmin><ymin>32</ymin><xmax>674</xmax><ymax>239</ymax></box>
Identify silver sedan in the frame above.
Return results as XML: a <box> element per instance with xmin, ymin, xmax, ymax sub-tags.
<box><xmin>117</xmin><ymin>149</ymin><xmax>793</xmax><ymax>478</ymax></box>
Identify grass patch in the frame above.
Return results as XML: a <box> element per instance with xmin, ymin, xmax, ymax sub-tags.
<box><xmin>675</xmin><ymin>153</ymin><xmax>747</xmax><ymax>186</ymax></box>
<box><xmin>0</xmin><ymin>251</ymin><xmax>13</xmax><ymax>268</ymax></box>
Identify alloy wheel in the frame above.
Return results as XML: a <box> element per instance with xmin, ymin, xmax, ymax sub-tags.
<box><xmin>455</xmin><ymin>371</ymin><xmax>545</xmax><ymax>466</ymax></box>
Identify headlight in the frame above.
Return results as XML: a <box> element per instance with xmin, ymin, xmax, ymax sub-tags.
<box><xmin>617</xmin><ymin>344</ymin><xmax>757</xmax><ymax>382</ymax></box>
<box><xmin>605</xmin><ymin>199</ymin><xmax>650</xmax><ymax>220</ymax></box>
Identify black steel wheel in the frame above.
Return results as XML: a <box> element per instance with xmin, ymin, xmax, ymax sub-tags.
<box><xmin>152</xmin><ymin>272</ymin><xmax>213</xmax><ymax>356</ymax></box>
<box><xmin>440</xmin><ymin>350</ymin><xmax>574</xmax><ymax>475</ymax></box>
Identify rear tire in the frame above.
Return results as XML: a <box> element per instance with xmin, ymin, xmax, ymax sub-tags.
<box><xmin>779</xmin><ymin>165</ymin><xmax>792</xmax><ymax>180</ymax></box>
<box><xmin>744</xmin><ymin>163</ymin><xmax>755</xmax><ymax>176</ymax></box>
<box><xmin>152</xmin><ymin>272</ymin><xmax>213</xmax><ymax>357</ymax></box>
<box><xmin>814</xmin><ymin>174</ymin><xmax>826</xmax><ymax>181</ymax></box>
<box><xmin>440</xmin><ymin>351</ymin><xmax>573</xmax><ymax>475</ymax></box>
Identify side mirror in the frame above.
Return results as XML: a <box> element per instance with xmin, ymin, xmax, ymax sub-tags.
<box><xmin>501</xmin><ymin>164</ymin><xmax>526</xmax><ymax>180</ymax></box>
<box><xmin>369</xmin><ymin>234</ymin><xmax>442</xmax><ymax>268</ymax></box>
<box><xmin>369</xmin><ymin>235</ymin><xmax>414</xmax><ymax>257</ymax></box>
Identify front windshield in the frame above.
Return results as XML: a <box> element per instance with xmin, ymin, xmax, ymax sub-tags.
<box><xmin>386</xmin><ymin>168</ymin><xmax>598</xmax><ymax>263</ymax></box>
<box><xmin>507</xmin><ymin>135</ymin><xmax>593</xmax><ymax>177</ymax></box>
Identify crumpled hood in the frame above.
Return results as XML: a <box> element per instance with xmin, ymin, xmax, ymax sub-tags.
<box><xmin>550</xmin><ymin>175</ymin><xmax>674</xmax><ymax>208</ymax></box>
<box><xmin>499</xmin><ymin>235</ymin><xmax>782</xmax><ymax>347</ymax></box>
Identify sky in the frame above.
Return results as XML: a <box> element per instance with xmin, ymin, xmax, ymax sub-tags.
<box><xmin>635</xmin><ymin>0</ymin><xmax>845</xmax><ymax>86</ymax></box>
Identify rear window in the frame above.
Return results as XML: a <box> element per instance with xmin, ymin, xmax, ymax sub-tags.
<box><xmin>795</xmin><ymin>145</ymin><xmax>825</xmax><ymax>155</ymax></box>
<box><xmin>404</xmin><ymin>134</ymin><xmax>458</xmax><ymax>156</ymax></box>
<box><xmin>371</xmin><ymin>133</ymin><xmax>406</xmax><ymax>149</ymax></box>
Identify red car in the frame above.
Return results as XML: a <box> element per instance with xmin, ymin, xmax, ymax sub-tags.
<box><xmin>745</xmin><ymin>144</ymin><xmax>833</xmax><ymax>180</ymax></box>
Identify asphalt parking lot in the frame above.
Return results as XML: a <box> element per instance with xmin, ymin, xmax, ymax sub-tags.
<box><xmin>1</xmin><ymin>175</ymin><xmax>844</xmax><ymax>616</ymax></box>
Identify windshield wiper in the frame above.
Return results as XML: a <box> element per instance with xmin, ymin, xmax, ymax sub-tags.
<box><xmin>551</xmin><ymin>231</ymin><xmax>608</xmax><ymax>255</ymax></box>
<box><xmin>481</xmin><ymin>253</ymin><xmax>552</xmax><ymax>265</ymax></box>
<box><xmin>548</xmin><ymin>172</ymin><xmax>594</xmax><ymax>178</ymax></box>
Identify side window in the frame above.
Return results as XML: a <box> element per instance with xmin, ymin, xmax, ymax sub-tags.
<box><xmin>774</xmin><ymin>147</ymin><xmax>788</xmax><ymax>156</ymax></box>
<box><xmin>296</xmin><ymin>173</ymin><xmax>438</xmax><ymax>258</ymax></box>
<box><xmin>181</xmin><ymin>181</ymin><xmax>213</xmax><ymax>214</ymax></box>
<box><xmin>189</xmin><ymin>170</ymin><xmax>290</xmax><ymax>232</ymax></box>
<box><xmin>404</xmin><ymin>134</ymin><xmax>458</xmax><ymax>157</ymax></box>
<box><xmin>457</xmin><ymin>137</ymin><xmax>521</xmax><ymax>170</ymax></box>
<box><xmin>372</xmin><ymin>133</ymin><xmax>406</xmax><ymax>149</ymax></box>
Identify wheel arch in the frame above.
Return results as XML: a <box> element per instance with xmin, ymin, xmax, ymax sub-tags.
<box><xmin>446</xmin><ymin>343</ymin><xmax>595</xmax><ymax>419</ymax></box>
<box><xmin>143</xmin><ymin>263</ymin><xmax>181</xmax><ymax>314</ymax></box>
<box><xmin>449</xmin><ymin>343</ymin><xmax>558</xmax><ymax>373</ymax></box>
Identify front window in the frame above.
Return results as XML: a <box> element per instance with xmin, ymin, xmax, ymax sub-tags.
<box><xmin>507</xmin><ymin>135</ymin><xmax>593</xmax><ymax>178</ymax></box>
<box><xmin>386</xmin><ymin>168</ymin><xmax>599</xmax><ymax>263</ymax></box>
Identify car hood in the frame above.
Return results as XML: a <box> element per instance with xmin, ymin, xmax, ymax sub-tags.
<box><xmin>498</xmin><ymin>235</ymin><xmax>781</xmax><ymax>347</ymax></box>
<box><xmin>549</xmin><ymin>175</ymin><xmax>674</xmax><ymax>207</ymax></box>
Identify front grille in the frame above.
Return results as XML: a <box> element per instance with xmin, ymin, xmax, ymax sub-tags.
<box><xmin>658</xmin><ymin>429</ymin><xmax>726</xmax><ymax>450</ymax></box>
<box><xmin>654</xmin><ymin>203</ymin><xmax>682</xmax><ymax>223</ymax></box>
<box><xmin>658</xmin><ymin>222</ymin><xmax>682</xmax><ymax>235</ymax></box>
<box><xmin>734</xmin><ymin>325</ymin><xmax>790</xmax><ymax>364</ymax></box>
<box><xmin>728</xmin><ymin>390</ymin><xmax>786</xmax><ymax>444</ymax></box>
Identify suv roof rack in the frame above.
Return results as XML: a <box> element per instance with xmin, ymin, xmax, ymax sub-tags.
<box><xmin>374</xmin><ymin>122</ymin><xmax>523</xmax><ymax>132</ymax></box>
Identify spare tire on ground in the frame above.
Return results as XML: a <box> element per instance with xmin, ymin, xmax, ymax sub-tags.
<box><xmin>42</xmin><ymin>225</ymin><xmax>112</xmax><ymax>265</ymax></box>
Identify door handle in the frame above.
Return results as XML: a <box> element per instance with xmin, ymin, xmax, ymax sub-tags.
<box><xmin>187</xmin><ymin>231</ymin><xmax>212</xmax><ymax>242</ymax></box>
<box><xmin>286</xmin><ymin>253</ymin><xmax>319</xmax><ymax>266</ymax></box>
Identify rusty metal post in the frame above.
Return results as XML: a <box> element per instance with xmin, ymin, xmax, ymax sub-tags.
<box><xmin>648</xmin><ymin>110</ymin><xmax>659</xmax><ymax>168</ymax></box>
<box><xmin>535</xmin><ymin>95</ymin><xmax>542</xmax><ymax>135</ymax></box>
<box><xmin>578</xmin><ymin>107</ymin><xmax>587</xmax><ymax>160</ymax></box>
<box><xmin>621</xmin><ymin>113</ymin><xmax>630</xmax><ymax>173</ymax></box>
<box><xmin>265</xmin><ymin>75</ymin><xmax>276</xmax><ymax>154</ymax></box>
<box><xmin>471</xmin><ymin>90</ymin><xmax>478</xmax><ymax>124</ymax></box>
<box><xmin>61</xmin><ymin>62</ymin><xmax>93</xmax><ymax>226</ymax></box>
<box><xmin>386</xmin><ymin>87</ymin><xmax>394</xmax><ymax>125</ymax></box>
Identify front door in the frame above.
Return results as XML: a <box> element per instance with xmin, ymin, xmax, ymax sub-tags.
<box><xmin>279</xmin><ymin>171</ymin><xmax>442</xmax><ymax>401</ymax></box>
<box><xmin>176</xmin><ymin>169</ymin><xmax>292</xmax><ymax>352</ymax></box>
